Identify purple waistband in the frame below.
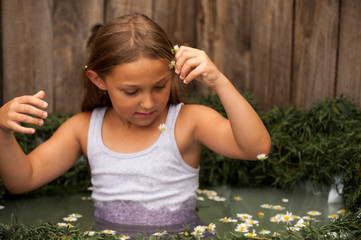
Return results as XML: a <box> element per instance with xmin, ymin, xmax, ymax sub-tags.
<box><xmin>93</xmin><ymin>199</ymin><xmax>198</xmax><ymax>226</ymax></box>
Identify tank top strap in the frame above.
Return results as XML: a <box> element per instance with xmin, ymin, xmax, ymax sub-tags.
<box><xmin>165</xmin><ymin>103</ymin><xmax>184</xmax><ymax>130</ymax></box>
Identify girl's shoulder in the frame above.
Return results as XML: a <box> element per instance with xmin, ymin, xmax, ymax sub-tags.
<box><xmin>179</xmin><ymin>104</ymin><xmax>221</xmax><ymax>120</ymax></box>
<box><xmin>57</xmin><ymin>111</ymin><xmax>92</xmax><ymax>136</ymax></box>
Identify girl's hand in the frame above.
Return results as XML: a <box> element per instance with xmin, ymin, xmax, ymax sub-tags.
<box><xmin>174</xmin><ymin>46</ymin><xmax>224</xmax><ymax>88</ymax></box>
<box><xmin>0</xmin><ymin>91</ymin><xmax>48</xmax><ymax>134</ymax></box>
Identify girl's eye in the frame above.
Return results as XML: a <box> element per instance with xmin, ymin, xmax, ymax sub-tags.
<box><xmin>155</xmin><ymin>85</ymin><xmax>166</xmax><ymax>89</ymax></box>
<box><xmin>124</xmin><ymin>90</ymin><xmax>138</xmax><ymax>95</ymax></box>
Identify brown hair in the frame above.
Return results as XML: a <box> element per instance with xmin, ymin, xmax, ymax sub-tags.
<box><xmin>81</xmin><ymin>13</ymin><xmax>184</xmax><ymax>112</ymax></box>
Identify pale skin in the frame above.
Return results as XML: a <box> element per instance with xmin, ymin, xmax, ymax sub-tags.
<box><xmin>0</xmin><ymin>46</ymin><xmax>271</xmax><ymax>194</ymax></box>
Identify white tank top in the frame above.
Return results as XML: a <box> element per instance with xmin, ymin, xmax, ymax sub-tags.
<box><xmin>87</xmin><ymin>103</ymin><xmax>200</xmax><ymax>226</ymax></box>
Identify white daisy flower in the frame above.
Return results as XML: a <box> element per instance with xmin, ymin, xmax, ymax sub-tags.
<box><xmin>84</xmin><ymin>231</ymin><xmax>95</xmax><ymax>236</ymax></box>
<box><xmin>259</xmin><ymin>228</ymin><xmax>271</xmax><ymax>235</ymax></box>
<box><xmin>272</xmin><ymin>205</ymin><xmax>285</xmax><ymax>210</ymax></box>
<box><xmin>153</xmin><ymin>231</ymin><xmax>167</xmax><ymax>236</ymax></box>
<box><xmin>102</xmin><ymin>230</ymin><xmax>116</xmax><ymax>235</ymax></box>
<box><xmin>234</xmin><ymin>196</ymin><xmax>243</xmax><ymax>201</ymax></box>
<box><xmin>169</xmin><ymin>60</ymin><xmax>176</xmax><ymax>69</ymax></box>
<box><xmin>338</xmin><ymin>209</ymin><xmax>346</xmax><ymax>214</ymax></box>
<box><xmin>289</xmin><ymin>226</ymin><xmax>300</xmax><ymax>231</ymax></box>
<box><xmin>158</xmin><ymin>123</ymin><xmax>166</xmax><ymax>132</ymax></box>
<box><xmin>307</xmin><ymin>210</ymin><xmax>322</xmax><ymax>216</ymax></box>
<box><xmin>197</xmin><ymin>196</ymin><xmax>205</xmax><ymax>201</ymax></box>
<box><xmin>213</xmin><ymin>196</ymin><xmax>226</xmax><ymax>201</ymax></box>
<box><xmin>57</xmin><ymin>223</ymin><xmax>73</xmax><ymax>228</ymax></box>
<box><xmin>282</xmin><ymin>198</ymin><xmax>289</xmax><ymax>202</ymax></box>
<box><xmin>328</xmin><ymin>214</ymin><xmax>339</xmax><ymax>219</ymax></box>
<box><xmin>270</xmin><ymin>215</ymin><xmax>281</xmax><ymax>223</ymax></box>
<box><xmin>120</xmin><ymin>235</ymin><xmax>130</xmax><ymax>239</ymax></box>
<box><xmin>87</xmin><ymin>186</ymin><xmax>93</xmax><ymax>191</ymax></box>
<box><xmin>0</xmin><ymin>205</ymin><xmax>4</xmax><ymax>210</ymax></box>
<box><xmin>237</xmin><ymin>213</ymin><xmax>253</xmax><ymax>221</ymax></box>
<box><xmin>244</xmin><ymin>229</ymin><xmax>257</xmax><ymax>237</ymax></box>
<box><xmin>260</xmin><ymin>203</ymin><xmax>272</xmax><ymax>209</ymax></box>
<box><xmin>171</xmin><ymin>45</ymin><xmax>179</xmax><ymax>54</ymax></box>
<box><xmin>294</xmin><ymin>219</ymin><xmax>308</xmax><ymax>228</ymax></box>
<box><xmin>245</xmin><ymin>219</ymin><xmax>259</xmax><ymax>226</ymax></box>
<box><xmin>258</xmin><ymin>212</ymin><xmax>264</xmax><ymax>218</ymax></box>
<box><xmin>280</xmin><ymin>212</ymin><xmax>294</xmax><ymax>224</ymax></box>
<box><xmin>206</xmin><ymin>223</ymin><xmax>216</xmax><ymax>234</ymax></box>
<box><xmin>219</xmin><ymin>217</ymin><xmax>237</xmax><ymax>223</ymax></box>
<box><xmin>257</xmin><ymin>153</ymin><xmax>268</xmax><ymax>161</ymax></box>
<box><xmin>192</xmin><ymin>225</ymin><xmax>205</xmax><ymax>238</ymax></box>
<box><xmin>68</xmin><ymin>213</ymin><xmax>82</xmax><ymax>218</ymax></box>
<box><xmin>63</xmin><ymin>217</ymin><xmax>78</xmax><ymax>222</ymax></box>
<box><xmin>235</xmin><ymin>223</ymin><xmax>249</xmax><ymax>233</ymax></box>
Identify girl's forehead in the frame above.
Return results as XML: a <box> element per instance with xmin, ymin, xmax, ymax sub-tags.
<box><xmin>107</xmin><ymin>58</ymin><xmax>170</xmax><ymax>85</ymax></box>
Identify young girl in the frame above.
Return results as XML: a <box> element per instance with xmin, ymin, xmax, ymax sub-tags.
<box><xmin>0</xmin><ymin>14</ymin><xmax>270</xmax><ymax>236</ymax></box>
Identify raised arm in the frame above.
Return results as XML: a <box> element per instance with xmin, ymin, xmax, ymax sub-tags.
<box><xmin>0</xmin><ymin>91</ymin><xmax>83</xmax><ymax>193</ymax></box>
<box><xmin>175</xmin><ymin>46</ymin><xmax>271</xmax><ymax>160</ymax></box>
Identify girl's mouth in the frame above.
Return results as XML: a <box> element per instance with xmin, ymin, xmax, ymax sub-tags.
<box><xmin>135</xmin><ymin>111</ymin><xmax>154</xmax><ymax>119</ymax></box>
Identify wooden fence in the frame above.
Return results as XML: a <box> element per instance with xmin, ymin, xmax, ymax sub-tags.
<box><xmin>1</xmin><ymin>0</ymin><xmax>360</xmax><ymax>113</ymax></box>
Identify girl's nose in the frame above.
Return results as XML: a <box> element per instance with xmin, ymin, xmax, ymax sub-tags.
<box><xmin>140</xmin><ymin>93</ymin><xmax>154</xmax><ymax>109</ymax></box>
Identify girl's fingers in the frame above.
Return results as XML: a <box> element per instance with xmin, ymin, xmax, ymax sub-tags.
<box><xmin>9</xmin><ymin>121</ymin><xmax>36</xmax><ymax>134</ymax></box>
<box><xmin>12</xmin><ymin>112</ymin><xmax>45</xmax><ymax>126</ymax></box>
<box><xmin>17</xmin><ymin>95</ymin><xmax>48</xmax><ymax>110</ymax></box>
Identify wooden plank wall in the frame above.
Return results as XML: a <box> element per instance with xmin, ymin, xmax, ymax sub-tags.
<box><xmin>1</xmin><ymin>0</ymin><xmax>360</xmax><ymax>113</ymax></box>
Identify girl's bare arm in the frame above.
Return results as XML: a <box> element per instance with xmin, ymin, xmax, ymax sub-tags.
<box><xmin>175</xmin><ymin>47</ymin><xmax>271</xmax><ymax>160</ymax></box>
<box><xmin>0</xmin><ymin>91</ymin><xmax>84</xmax><ymax>193</ymax></box>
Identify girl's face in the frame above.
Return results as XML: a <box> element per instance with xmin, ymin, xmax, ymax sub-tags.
<box><xmin>103</xmin><ymin>57</ymin><xmax>172</xmax><ymax>127</ymax></box>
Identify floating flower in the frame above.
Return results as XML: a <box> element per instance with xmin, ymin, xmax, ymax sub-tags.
<box><xmin>153</xmin><ymin>231</ymin><xmax>167</xmax><ymax>236</ymax></box>
<box><xmin>280</xmin><ymin>212</ymin><xmax>295</xmax><ymax>224</ymax></box>
<box><xmin>307</xmin><ymin>210</ymin><xmax>322</xmax><ymax>216</ymax></box>
<box><xmin>209</xmin><ymin>196</ymin><xmax>226</xmax><ymax>201</ymax></box>
<box><xmin>272</xmin><ymin>205</ymin><xmax>285</xmax><ymax>210</ymax></box>
<box><xmin>338</xmin><ymin>209</ymin><xmax>346</xmax><ymax>215</ymax></box>
<box><xmin>294</xmin><ymin>219</ymin><xmax>308</xmax><ymax>228</ymax></box>
<box><xmin>288</xmin><ymin>226</ymin><xmax>300</xmax><ymax>231</ymax></box>
<box><xmin>257</xmin><ymin>153</ymin><xmax>268</xmax><ymax>161</ymax></box>
<box><xmin>219</xmin><ymin>217</ymin><xmax>237</xmax><ymax>223</ymax></box>
<box><xmin>158</xmin><ymin>123</ymin><xmax>166</xmax><ymax>132</ymax></box>
<box><xmin>259</xmin><ymin>228</ymin><xmax>271</xmax><ymax>235</ymax></box>
<box><xmin>63</xmin><ymin>217</ymin><xmax>78</xmax><ymax>222</ymax></box>
<box><xmin>235</xmin><ymin>223</ymin><xmax>249</xmax><ymax>233</ymax></box>
<box><xmin>237</xmin><ymin>213</ymin><xmax>253</xmax><ymax>221</ymax></box>
<box><xmin>84</xmin><ymin>231</ymin><xmax>95</xmax><ymax>236</ymax></box>
<box><xmin>234</xmin><ymin>196</ymin><xmax>243</xmax><ymax>201</ymax></box>
<box><xmin>261</xmin><ymin>203</ymin><xmax>272</xmax><ymax>209</ymax></box>
<box><xmin>179</xmin><ymin>231</ymin><xmax>189</xmax><ymax>236</ymax></box>
<box><xmin>192</xmin><ymin>225</ymin><xmax>205</xmax><ymax>238</ymax></box>
<box><xmin>245</xmin><ymin>219</ymin><xmax>259</xmax><ymax>227</ymax></box>
<box><xmin>270</xmin><ymin>215</ymin><xmax>280</xmax><ymax>223</ymax></box>
<box><xmin>57</xmin><ymin>223</ymin><xmax>73</xmax><ymax>228</ymax></box>
<box><xmin>207</xmin><ymin>223</ymin><xmax>216</xmax><ymax>234</ymax></box>
<box><xmin>171</xmin><ymin>45</ymin><xmax>179</xmax><ymax>54</ymax></box>
<box><xmin>244</xmin><ymin>229</ymin><xmax>257</xmax><ymax>237</ymax></box>
<box><xmin>102</xmin><ymin>230</ymin><xmax>116</xmax><ymax>235</ymax></box>
<box><xmin>328</xmin><ymin>214</ymin><xmax>339</xmax><ymax>219</ymax></box>
<box><xmin>69</xmin><ymin>213</ymin><xmax>82</xmax><ymax>218</ymax></box>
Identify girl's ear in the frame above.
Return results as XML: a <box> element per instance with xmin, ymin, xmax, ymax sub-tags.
<box><xmin>86</xmin><ymin>70</ymin><xmax>107</xmax><ymax>90</ymax></box>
